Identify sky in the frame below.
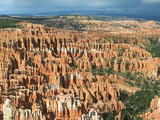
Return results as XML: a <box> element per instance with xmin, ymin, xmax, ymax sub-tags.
<box><xmin>0</xmin><ymin>0</ymin><xmax>160</xmax><ymax>15</ymax></box>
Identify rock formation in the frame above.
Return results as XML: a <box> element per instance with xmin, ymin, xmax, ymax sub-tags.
<box><xmin>3</xmin><ymin>99</ymin><xmax>16</xmax><ymax>120</ymax></box>
<box><xmin>0</xmin><ymin>19</ymin><xmax>159</xmax><ymax>120</ymax></box>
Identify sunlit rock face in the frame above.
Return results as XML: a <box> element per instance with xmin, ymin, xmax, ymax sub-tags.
<box><xmin>139</xmin><ymin>96</ymin><xmax>160</xmax><ymax>120</ymax></box>
<box><xmin>0</xmin><ymin>20</ymin><xmax>159</xmax><ymax>120</ymax></box>
<box><xmin>3</xmin><ymin>98</ymin><xmax>16</xmax><ymax>120</ymax></box>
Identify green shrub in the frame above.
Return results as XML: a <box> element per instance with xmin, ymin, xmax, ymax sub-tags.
<box><xmin>121</xmin><ymin>81</ymin><xmax>160</xmax><ymax>119</ymax></box>
<box><xmin>0</xmin><ymin>19</ymin><xmax>20</xmax><ymax>28</ymax></box>
<box><xmin>69</xmin><ymin>61</ymin><xmax>79</xmax><ymax>70</ymax></box>
<box><xmin>118</xmin><ymin>48</ymin><xmax>126</xmax><ymax>57</ymax></box>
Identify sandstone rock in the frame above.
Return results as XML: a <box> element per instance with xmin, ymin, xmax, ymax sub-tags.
<box><xmin>3</xmin><ymin>98</ymin><xmax>16</xmax><ymax>120</ymax></box>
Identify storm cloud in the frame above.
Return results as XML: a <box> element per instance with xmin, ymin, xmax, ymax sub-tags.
<box><xmin>0</xmin><ymin>0</ymin><xmax>160</xmax><ymax>15</ymax></box>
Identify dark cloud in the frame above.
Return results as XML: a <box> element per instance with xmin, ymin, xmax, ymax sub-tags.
<box><xmin>11</xmin><ymin>0</ymin><xmax>141</xmax><ymax>8</ymax></box>
<box><xmin>0</xmin><ymin>0</ymin><xmax>159</xmax><ymax>15</ymax></box>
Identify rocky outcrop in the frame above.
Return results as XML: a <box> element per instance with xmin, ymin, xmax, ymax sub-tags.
<box><xmin>0</xmin><ymin>20</ymin><xmax>159</xmax><ymax>120</ymax></box>
<box><xmin>141</xmin><ymin>96</ymin><xmax>160</xmax><ymax>120</ymax></box>
<box><xmin>3</xmin><ymin>99</ymin><xmax>16</xmax><ymax>120</ymax></box>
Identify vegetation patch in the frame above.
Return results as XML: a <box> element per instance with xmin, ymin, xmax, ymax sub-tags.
<box><xmin>0</xmin><ymin>19</ymin><xmax>21</xmax><ymax>28</ymax></box>
<box><xmin>121</xmin><ymin>81</ymin><xmax>160</xmax><ymax>120</ymax></box>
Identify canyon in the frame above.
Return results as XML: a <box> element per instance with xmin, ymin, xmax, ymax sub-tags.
<box><xmin>0</xmin><ymin>16</ymin><xmax>159</xmax><ymax>120</ymax></box>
